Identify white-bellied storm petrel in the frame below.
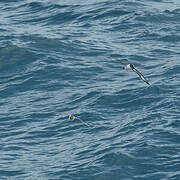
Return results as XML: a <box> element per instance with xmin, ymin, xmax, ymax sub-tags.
<box><xmin>69</xmin><ymin>114</ymin><xmax>91</xmax><ymax>127</ymax></box>
<box><xmin>112</xmin><ymin>59</ymin><xmax>150</xmax><ymax>85</ymax></box>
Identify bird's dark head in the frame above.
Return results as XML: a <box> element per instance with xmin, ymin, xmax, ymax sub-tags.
<box><xmin>125</xmin><ymin>64</ymin><xmax>134</xmax><ymax>70</ymax></box>
<box><xmin>69</xmin><ymin>114</ymin><xmax>75</xmax><ymax>120</ymax></box>
<box><xmin>129</xmin><ymin>64</ymin><xmax>134</xmax><ymax>69</ymax></box>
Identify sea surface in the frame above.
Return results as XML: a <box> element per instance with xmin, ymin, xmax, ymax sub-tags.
<box><xmin>0</xmin><ymin>0</ymin><xmax>180</xmax><ymax>179</ymax></box>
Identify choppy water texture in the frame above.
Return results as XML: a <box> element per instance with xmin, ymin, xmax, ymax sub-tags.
<box><xmin>0</xmin><ymin>0</ymin><xmax>180</xmax><ymax>179</ymax></box>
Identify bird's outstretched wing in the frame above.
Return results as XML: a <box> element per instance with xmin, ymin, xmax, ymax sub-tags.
<box><xmin>132</xmin><ymin>67</ymin><xmax>150</xmax><ymax>85</ymax></box>
<box><xmin>111</xmin><ymin>58</ymin><xmax>129</xmax><ymax>65</ymax></box>
<box><xmin>76</xmin><ymin>117</ymin><xmax>91</xmax><ymax>127</ymax></box>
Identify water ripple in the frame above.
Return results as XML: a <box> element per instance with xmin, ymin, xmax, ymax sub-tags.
<box><xmin>0</xmin><ymin>0</ymin><xmax>180</xmax><ymax>179</ymax></box>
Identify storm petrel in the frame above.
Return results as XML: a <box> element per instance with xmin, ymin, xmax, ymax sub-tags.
<box><xmin>112</xmin><ymin>59</ymin><xmax>150</xmax><ymax>85</ymax></box>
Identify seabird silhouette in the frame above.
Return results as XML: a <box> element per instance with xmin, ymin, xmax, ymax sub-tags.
<box><xmin>69</xmin><ymin>114</ymin><xmax>91</xmax><ymax>127</ymax></box>
<box><xmin>112</xmin><ymin>59</ymin><xmax>150</xmax><ymax>85</ymax></box>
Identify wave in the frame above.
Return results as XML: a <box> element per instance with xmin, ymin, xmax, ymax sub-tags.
<box><xmin>0</xmin><ymin>0</ymin><xmax>180</xmax><ymax>179</ymax></box>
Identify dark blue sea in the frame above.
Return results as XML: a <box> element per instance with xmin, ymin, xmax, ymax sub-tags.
<box><xmin>0</xmin><ymin>0</ymin><xmax>180</xmax><ymax>179</ymax></box>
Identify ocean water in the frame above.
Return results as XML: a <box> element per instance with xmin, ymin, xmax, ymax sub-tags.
<box><xmin>0</xmin><ymin>0</ymin><xmax>180</xmax><ymax>179</ymax></box>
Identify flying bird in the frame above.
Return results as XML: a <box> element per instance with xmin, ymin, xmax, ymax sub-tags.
<box><xmin>69</xmin><ymin>114</ymin><xmax>91</xmax><ymax>128</ymax></box>
<box><xmin>112</xmin><ymin>59</ymin><xmax>150</xmax><ymax>85</ymax></box>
